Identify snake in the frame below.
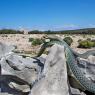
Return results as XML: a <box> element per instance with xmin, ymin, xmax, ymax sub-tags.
<box><xmin>37</xmin><ymin>35</ymin><xmax>95</xmax><ymax>59</ymax></box>
<box><xmin>36</xmin><ymin>35</ymin><xmax>95</xmax><ymax>94</ymax></box>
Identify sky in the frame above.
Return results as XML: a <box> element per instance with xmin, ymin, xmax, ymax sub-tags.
<box><xmin>0</xmin><ymin>0</ymin><xmax>95</xmax><ymax>30</ymax></box>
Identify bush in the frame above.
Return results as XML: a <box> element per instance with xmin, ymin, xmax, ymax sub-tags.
<box><xmin>0</xmin><ymin>29</ymin><xmax>23</xmax><ymax>34</ymax></box>
<box><xmin>78</xmin><ymin>40</ymin><xmax>95</xmax><ymax>48</ymax></box>
<box><xmin>29</xmin><ymin>38</ymin><xmax>34</xmax><ymax>42</ymax></box>
<box><xmin>87</xmin><ymin>38</ymin><xmax>91</xmax><ymax>41</ymax></box>
<box><xmin>91</xmin><ymin>39</ymin><xmax>95</xmax><ymax>42</ymax></box>
<box><xmin>32</xmin><ymin>38</ymin><xmax>44</xmax><ymax>46</ymax></box>
<box><xmin>63</xmin><ymin>37</ymin><xmax>73</xmax><ymax>46</ymax></box>
<box><xmin>78</xmin><ymin>39</ymin><xmax>82</xmax><ymax>43</ymax></box>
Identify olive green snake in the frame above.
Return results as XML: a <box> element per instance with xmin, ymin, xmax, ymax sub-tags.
<box><xmin>36</xmin><ymin>35</ymin><xmax>95</xmax><ymax>94</ymax></box>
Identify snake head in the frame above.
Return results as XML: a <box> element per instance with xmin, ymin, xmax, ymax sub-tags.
<box><xmin>42</xmin><ymin>35</ymin><xmax>63</xmax><ymax>43</ymax></box>
<box><xmin>41</xmin><ymin>35</ymin><xmax>50</xmax><ymax>43</ymax></box>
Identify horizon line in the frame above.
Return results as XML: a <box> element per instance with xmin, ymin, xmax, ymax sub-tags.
<box><xmin>0</xmin><ymin>27</ymin><xmax>95</xmax><ymax>31</ymax></box>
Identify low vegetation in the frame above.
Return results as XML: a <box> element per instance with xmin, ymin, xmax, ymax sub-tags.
<box><xmin>29</xmin><ymin>38</ymin><xmax>44</xmax><ymax>46</ymax></box>
<box><xmin>63</xmin><ymin>37</ymin><xmax>73</xmax><ymax>46</ymax></box>
<box><xmin>29</xmin><ymin>36</ymin><xmax>73</xmax><ymax>46</ymax></box>
<box><xmin>0</xmin><ymin>29</ymin><xmax>23</xmax><ymax>34</ymax></box>
<box><xmin>29</xmin><ymin>38</ymin><xmax>34</xmax><ymax>42</ymax></box>
<box><xmin>78</xmin><ymin>39</ymin><xmax>95</xmax><ymax>48</ymax></box>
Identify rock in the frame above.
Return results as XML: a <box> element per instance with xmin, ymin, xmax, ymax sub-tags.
<box><xmin>37</xmin><ymin>54</ymin><xmax>47</xmax><ymax>64</ymax></box>
<box><xmin>1</xmin><ymin>42</ymin><xmax>95</xmax><ymax>95</ymax></box>
<box><xmin>9</xmin><ymin>82</ymin><xmax>30</xmax><ymax>92</ymax></box>
<box><xmin>0</xmin><ymin>53</ymin><xmax>43</xmax><ymax>95</ymax></box>
<box><xmin>70</xmin><ymin>87</ymin><xmax>86</xmax><ymax>95</ymax></box>
<box><xmin>29</xmin><ymin>44</ymin><xmax>70</xmax><ymax>95</ymax></box>
<box><xmin>0</xmin><ymin>75</ymin><xmax>30</xmax><ymax>95</ymax></box>
<box><xmin>0</xmin><ymin>64</ymin><xmax>1</xmax><ymax>75</ymax></box>
<box><xmin>70</xmin><ymin>55</ymin><xmax>95</xmax><ymax>95</ymax></box>
<box><xmin>88</xmin><ymin>55</ymin><xmax>95</xmax><ymax>64</ymax></box>
<box><xmin>0</xmin><ymin>42</ymin><xmax>15</xmax><ymax>58</ymax></box>
<box><xmin>1</xmin><ymin>53</ymin><xmax>42</xmax><ymax>84</ymax></box>
<box><xmin>77</xmin><ymin>56</ymin><xmax>95</xmax><ymax>83</ymax></box>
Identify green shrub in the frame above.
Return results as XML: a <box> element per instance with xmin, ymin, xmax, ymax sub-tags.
<box><xmin>1</xmin><ymin>35</ymin><xmax>8</xmax><ymax>37</ymax></box>
<box><xmin>32</xmin><ymin>38</ymin><xmax>44</xmax><ymax>46</ymax></box>
<box><xmin>82</xmin><ymin>35</ymin><xmax>86</xmax><ymax>38</ymax></box>
<box><xmin>87</xmin><ymin>38</ymin><xmax>91</xmax><ymax>41</ymax></box>
<box><xmin>78</xmin><ymin>39</ymin><xmax>82</xmax><ymax>42</ymax></box>
<box><xmin>0</xmin><ymin>29</ymin><xmax>23</xmax><ymax>34</ymax></box>
<box><xmin>29</xmin><ymin>38</ymin><xmax>34</xmax><ymax>42</ymax></box>
<box><xmin>63</xmin><ymin>37</ymin><xmax>73</xmax><ymax>46</ymax></box>
<box><xmin>78</xmin><ymin>40</ymin><xmax>95</xmax><ymax>48</ymax></box>
<box><xmin>91</xmin><ymin>39</ymin><xmax>95</xmax><ymax>42</ymax></box>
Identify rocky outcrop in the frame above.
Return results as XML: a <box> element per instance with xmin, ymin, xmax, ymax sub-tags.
<box><xmin>77</xmin><ymin>55</ymin><xmax>95</xmax><ymax>84</ymax></box>
<box><xmin>0</xmin><ymin>42</ymin><xmax>95</xmax><ymax>95</ymax></box>
<box><xmin>29</xmin><ymin>44</ymin><xmax>70</xmax><ymax>95</ymax></box>
<box><xmin>0</xmin><ymin>43</ymin><xmax>43</xmax><ymax>94</ymax></box>
<box><xmin>1</xmin><ymin>54</ymin><xmax>43</xmax><ymax>84</ymax></box>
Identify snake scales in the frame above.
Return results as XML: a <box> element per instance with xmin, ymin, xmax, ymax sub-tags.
<box><xmin>36</xmin><ymin>35</ymin><xmax>95</xmax><ymax>94</ymax></box>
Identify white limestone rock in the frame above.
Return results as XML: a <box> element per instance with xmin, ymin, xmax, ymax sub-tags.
<box><xmin>0</xmin><ymin>42</ymin><xmax>15</xmax><ymax>58</ymax></box>
<box><xmin>1</xmin><ymin>53</ymin><xmax>41</xmax><ymax>84</ymax></box>
<box><xmin>29</xmin><ymin>44</ymin><xmax>70</xmax><ymax>95</ymax></box>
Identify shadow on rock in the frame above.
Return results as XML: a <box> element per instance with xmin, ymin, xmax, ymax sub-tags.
<box><xmin>0</xmin><ymin>75</ymin><xmax>30</xmax><ymax>95</ymax></box>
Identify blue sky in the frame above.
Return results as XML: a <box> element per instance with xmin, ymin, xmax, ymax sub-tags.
<box><xmin>0</xmin><ymin>0</ymin><xmax>95</xmax><ymax>30</ymax></box>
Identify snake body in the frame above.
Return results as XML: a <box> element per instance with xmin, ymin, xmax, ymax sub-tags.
<box><xmin>37</xmin><ymin>36</ymin><xmax>95</xmax><ymax>94</ymax></box>
<box><xmin>37</xmin><ymin>35</ymin><xmax>95</xmax><ymax>59</ymax></box>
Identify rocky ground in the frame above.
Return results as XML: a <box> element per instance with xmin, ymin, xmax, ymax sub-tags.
<box><xmin>0</xmin><ymin>34</ymin><xmax>95</xmax><ymax>54</ymax></box>
<box><xmin>0</xmin><ymin>43</ymin><xmax>95</xmax><ymax>95</ymax></box>
<box><xmin>0</xmin><ymin>34</ymin><xmax>95</xmax><ymax>95</ymax></box>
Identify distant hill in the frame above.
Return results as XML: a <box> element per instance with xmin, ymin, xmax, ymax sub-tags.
<box><xmin>56</xmin><ymin>28</ymin><xmax>95</xmax><ymax>34</ymax></box>
<box><xmin>29</xmin><ymin>28</ymin><xmax>95</xmax><ymax>34</ymax></box>
<box><xmin>0</xmin><ymin>29</ymin><xmax>23</xmax><ymax>34</ymax></box>
<box><xmin>0</xmin><ymin>28</ymin><xmax>95</xmax><ymax>34</ymax></box>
